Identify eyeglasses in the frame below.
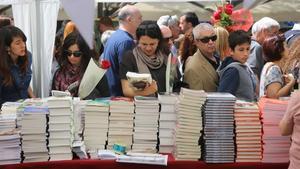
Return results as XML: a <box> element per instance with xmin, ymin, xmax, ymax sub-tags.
<box><xmin>64</xmin><ymin>50</ymin><xmax>82</xmax><ymax>57</ymax></box>
<box><xmin>196</xmin><ymin>35</ymin><xmax>217</xmax><ymax>43</ymax></box>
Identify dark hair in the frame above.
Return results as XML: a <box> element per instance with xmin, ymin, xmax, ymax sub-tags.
<box><xmin>183</xmin><ymin>12</ymin><xmax>199</xmax><ymax>27</ymax></box>
<box><xmin>99</xmin><ymin>16</ymin><xmax>113</xmax><ymax>27</ymax></box>
<box><xmin>228</xmin><ymin>30</ymin><xmax>251</xmax><ymax>50</ymax></box>
<box><xmin>54</xmin><ymin>34</ymin><xmax>63</xmax><ymax>60</ymax></box>
<box><xmin>59</xmin><ymin>32</ymin><xmax>94</xmax><ymax>76</ymax></box>
<box><xmin>136</xmin><ymin>20</ymin><xmax>164</xmax><ymax>52</ymax></box>
<box><xmin>263</xmin><ymin>34</ymin><xmax>286</xmax><ymax>62</ymax></box>
<box><xmin>179</xmin><ymin>29</ymin><xmax>197</xmax><ymax>72</ymax></box>
<box><xmin>0</xmin><ymin>25</ymin><xmax>28</xmax><ymax>86</ymax></box>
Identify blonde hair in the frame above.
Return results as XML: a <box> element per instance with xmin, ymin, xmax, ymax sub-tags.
<box><xmin>215</xmin><ymin>26</ymin><xmax>230</xmax><ymax>61</ymax></box>
<box><xmin>63</xmin><ymin>21</ymin><xmax>77</xmax><ymax>40</ymax></box>
<box><xmin>283</xmin><ymin>37</ymin><xmax>300</xmax><ymax>74</ymax></box>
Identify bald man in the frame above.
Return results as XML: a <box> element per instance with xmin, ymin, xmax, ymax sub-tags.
<box><xmin>102</xmin><ymin>5</ymin><xmax>142</xmax><ymax>96</ymax></box>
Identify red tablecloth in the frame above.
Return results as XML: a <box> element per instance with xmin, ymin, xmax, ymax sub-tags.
<box><xmin>0</xmin><ymin>160</ymin><xmax>289</xmax><ymax>169</ymax></box>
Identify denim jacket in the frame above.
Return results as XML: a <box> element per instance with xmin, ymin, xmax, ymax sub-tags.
<box><xmin>0</xmin><ymin>53</ymin><xmax>32</xmax><ymax>107</ymax></box>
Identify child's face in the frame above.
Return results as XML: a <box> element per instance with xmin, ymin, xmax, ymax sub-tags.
<box><xmin>232</xmin><ymin>42</ymin><xmax>250</xmax><ymax>64</ymax></box>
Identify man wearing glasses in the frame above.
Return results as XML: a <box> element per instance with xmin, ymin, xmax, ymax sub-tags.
<box><xmin>183</xmin><ymin>23</ymin><xmax>219</xmax><ymax>92</ymax></box>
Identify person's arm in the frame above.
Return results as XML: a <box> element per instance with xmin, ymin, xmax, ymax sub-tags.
<box><xmin>218</xmin><ymin>68</ymin><xmax>239</xmax><ymax>95</ymax></box>
<box><xmin>27</xmin><ymin>86</ymin><xmax>36</xmax><ymax>98</ymax></box>
<box><xmin>121</xmin><ymin>79</ymin><xmax>157</xmax><ymax>98</ymax></box>
<box><xmin>279</xmin><ymin>92</ymin><xmax>300</xmax><ymax>136</ymax></box>
<box><xmin>183</xmin><ymin>68</ymin><xmax>203</xmax><ymax>90</ymax></box>
<box><xmin>279</xmin><ymin>115</ymin><xmax>294</xmax><ymax>136</ymax></box>
<box><xmin>255</xmin><ymin>75</ymin><xmax>260</xmax><ymax>97</ymax></box>
<box><xmin>27</xmin><ymin>52</ymin><xmax>35</xmax><ymax>98</ymax></box>
<box><xmin>265</xmin><ymin>67</ymin><xmax>295</xmax><ymax>99</ymax></box>
<box><xmin>266</xmin><ymin>82</ymin><xmax>294</xmax><ymax>99</ymax></box>
<box><xmin>266</xmin><ymin>74</ymin><xmax>295</xmax><ymax>99</ymax></box>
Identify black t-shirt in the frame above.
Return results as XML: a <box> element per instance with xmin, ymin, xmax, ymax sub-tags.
<box><xmin>203</xmin><ymin>53</ymin><xmax>220</xmax><ymax>70</ymax></box>
<box><xmin>119</xmin><ymin>50</ymin><xmax>166</xmax><ymax>93</ymax></box>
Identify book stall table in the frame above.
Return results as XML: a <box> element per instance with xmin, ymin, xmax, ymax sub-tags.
<box><xmin>0</xmin><ymin>160</ymin><xmax>289</xmax><ymax>169</ymax></box>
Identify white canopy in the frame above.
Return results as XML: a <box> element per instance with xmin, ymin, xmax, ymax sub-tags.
<box><xmin>0</xmin><ymin>0</ymin><xmax>59</xmax><ymax>98</ymax></box>
<box><xmin>134</xmin><ymin>0</ymin><xmax>300</xmax><ymax>22</ymax></box>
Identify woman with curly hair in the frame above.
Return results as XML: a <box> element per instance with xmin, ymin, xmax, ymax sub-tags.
<box><xmin>283</xmin><ymin>36</ymin><xmax>300</xmax><ymax>88</ymax></box>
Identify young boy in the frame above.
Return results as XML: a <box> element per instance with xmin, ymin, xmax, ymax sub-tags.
<box><xmin>217</xmin><ymin>30</ymin><xmax>257</xmax><ymax>101</ymax></box>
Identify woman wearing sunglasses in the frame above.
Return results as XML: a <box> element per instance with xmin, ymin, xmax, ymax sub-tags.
<box><xmin>120</xmin><ymin>20</ymin><xmax>177</xmax><ymax>97</ymax></box>
<box><xmin>0</xmin><ymin>26</ymin><xmax>33</xmax><ymax>108</ymax></box>
<box><xmin>52</xmin><ymin>32</ymin><xmax>110</xmax><ymax>98</ymax></box>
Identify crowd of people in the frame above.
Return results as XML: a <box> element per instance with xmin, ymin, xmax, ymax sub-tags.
<box><xmin>1</xmin><ymin>4</ymin><xmax>300</xmax><ymax>169</ymax></box>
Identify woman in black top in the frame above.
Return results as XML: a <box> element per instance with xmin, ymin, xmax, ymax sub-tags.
<box><xmin>119</xmin><ymin>21</ymin><xmax>169</xmax><ymax>97</ymax></box>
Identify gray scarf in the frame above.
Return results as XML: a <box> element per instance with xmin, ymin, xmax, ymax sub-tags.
<box><xmin>133</xmin><ymin>47</ymin><xmax>166</xmax><ymax>74</ymax></box>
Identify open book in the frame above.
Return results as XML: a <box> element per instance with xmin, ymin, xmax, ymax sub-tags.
<box><xmin>126</xmin><ymin>72</ymin><xmax>152</xmax><ymax>90</ymax></box>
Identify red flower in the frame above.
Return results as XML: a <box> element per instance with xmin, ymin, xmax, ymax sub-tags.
<box><xmin>225</xmin><ymin>3</ymin><xmax>233</xmax><ymax>15</ymax></box>
<box><xmin>225</xmin><ymin>8</ymin><xmax>233</xmax><ymax>15</ymax></box>
<box><xmin>225</xmin><ymin>4</ymin><xmax>234</xmax><ymax>9</ymax></box>
<box><xmin>213</xmin><ymin>11</ymin><xmax>221</xmax><ymax>20</ymax></box>
<box><xmin>100</xmin><ymin>60</ymin><xmax>111</xmax><ymax>69</ymax></box>
<box><xmin>211</xmin><ymin>2</ymin><xmax>234</xmax><ymax>28</ymax></box>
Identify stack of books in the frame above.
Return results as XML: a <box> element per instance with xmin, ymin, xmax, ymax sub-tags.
<box><xmin>259</xmin><ymin>98</ymin><xmax>290</xmax><ymax>163</ymax></box>
<box><xmin>203</xmin><ymin>92</ymin><xmax>236</xmax><ymax>163</ymax></box>
<box><xmin>132</xmin><ymin>96</ymin><xmax>159</xmax><ymax>153</ymax></box>
<box><xmin>1</xmin><ymin>102</ymin><xmax>22</xmax><ymax>129</ymax></box>
<box><xmin>173</xmin><ymin>88</ymin><xmax>206</xmax><ymax>160</ymax></box>
<box><xmin>158</xmin><ymin>93</ymin><xmax>178</xmax><ymax>153</ymax></box>
<box><xmin>21</xmin><ymin>100</ymin><xmax>49</xmax><ymax>162</ymax></box>
<box><xmin>47</xmin><ymin>96</ymin><xmax>73</xmax><ymax>161</ymax></box>
<box><xmin>72</xmin><ymin>98</ymin><xmax>87</xmax><ymax>141</ymax></box>
<box><xmin>0</xmin><ymin>103</ymin><xmax>21</xmax><ymax>165</ymax></box>
<box><xmin>234</xmin><ymin>100</ymin><xmax>262</xmax><ymax>162</ymax></box>
<box><xmin>108</xmin><ymin>97</ymin><xmax>134</xmax><ymax>150</ymax></box>
<box><xmin>83</xmin><ymin>99</ymin><xmax>110</xmax><ymax>157</ymax></box>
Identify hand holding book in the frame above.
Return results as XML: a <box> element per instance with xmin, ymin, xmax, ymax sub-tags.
<box><xmin>126</xmin><ymin>72</ymin><xmax>152</xmax><ymax>90</ymax></box>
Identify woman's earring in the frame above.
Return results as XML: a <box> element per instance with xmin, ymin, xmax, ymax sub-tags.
<box><xmin>7</xmin><ymin>48</ymin><xmax>11</xmax><ymax>55</ymax></box>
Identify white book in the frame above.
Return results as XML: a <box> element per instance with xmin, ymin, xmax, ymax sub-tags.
<box><xmin>49</xmin><ymin>146</ymin><xmax>71</xmax><ymax>154</ymax></box>
<box><xmin>49</xmin><ymin>108</ymin><xmax>71</xmax><ymax>116</ymax></box>
<box><xmin>49</xmin><ymin>131</ymin><xmax>71</xmax><ymax>139</ymax></box>
<box><xmin>49</xmin><ymin>137</ymin><xmax>70</xmax><ymax>145</ymax></box>
<box><xmin>117</xmin><ymin>154</ymin><xmax>167</xmax><ymax>166</ymax></box>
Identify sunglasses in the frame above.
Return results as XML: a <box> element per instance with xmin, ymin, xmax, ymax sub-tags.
<box><xmin>196</xmin><ymin>35</ymin><xmax>217</xmax><ymax>43</ymax></box>
<box><xmin>64</xmin><ymin>50</ymin><xmax>82</xmax><ymax>57</ymax></box>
